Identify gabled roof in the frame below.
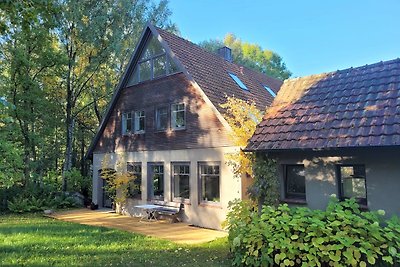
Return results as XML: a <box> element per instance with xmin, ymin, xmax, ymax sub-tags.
<box><xmin>86</xmin><ymin>24</ymin><xmax>282</xmax><ymax>158</ymax></box>
<box><xmin>247</xmin><ymin>58</ymin><xmax>400</xmax><ymax>151</ymax></box>
<box><xmin>156</xmin><ymin>27</ymin><xmax>282</xmax><ymax>112</ymax></box>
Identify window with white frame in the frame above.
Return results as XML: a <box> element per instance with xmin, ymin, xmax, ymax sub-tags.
<box><xmin>199</xmin><ymin>163</ymin><xmax>220</xmax><ymax>203</ymax></box>
<box><xmin>171</xmin><ymin>103</ymin><xmax>185</xmax><ymax>129</ymax></box>
<box><xmin>122</xmin><ymin>112</ymin><xmax>133</xmax><ymax>134</ymax></box>
<box><xmin>134</xmin><ymin>111</ymin><xmax>145</xmax><ymax>133</ymax></box>
<box><xmin>172</xmin><ymin>163</ymin><xmax>190</xmax><ymax>201</ymax></box>
<box><xmin>155</xmin><ymin>106</ymin><xmax>168</xmax><ymax>131</ymax></box>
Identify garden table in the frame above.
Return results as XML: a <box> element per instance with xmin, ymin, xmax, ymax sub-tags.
<box><xmin>134</xmin><ymin>204</ymin><xmax>162</xmax><ymax>222</ymax></box>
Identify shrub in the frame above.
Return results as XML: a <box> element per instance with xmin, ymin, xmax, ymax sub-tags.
<box><xmin>226</xmin><ymin>197</ymin><xmax>400</xmax><ymax>266</ymax></box>
<box><xmin>7</xmin><ymin>193</ymin><xmax>78</xmax><ymax>213</ymax></box>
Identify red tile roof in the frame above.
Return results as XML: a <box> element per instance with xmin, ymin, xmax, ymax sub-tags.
<box><xmin>247</xmin><ymin>58</ymin><xmax>400</xmax><ymax>151</ymax></box>
<box><xmin>156</xmin><ymin>27</ymin><xmax>283</xmax><ymax>112</ymax></box>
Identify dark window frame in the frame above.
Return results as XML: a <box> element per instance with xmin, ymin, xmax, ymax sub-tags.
<box><xmin>155</xmin><ymin>106</ymin><xmax>169</xmax><ymax>132</ymax></box>
<box><xmin>127</xmin><ymin>162</ymin><xmax>142</xmax><ymax>199</ymax></box>
<box><xmin>336</xmin><ymin>164</ymin><xmax>367</xmax><ymax>206</ymax></box>
<box><xmin>171</xmin><ymin>162</ymin><xmax>191</xmax><ymax>202</ymax></box>
<box><xmin>283</xmin><ymin>164</ymin><xmax>306</xmax><ymax>200</ymax></box>
<box><xmin>198</xmin><ymin>162</ymin><xmax>221</xmax><ymax>204</ymax></box>
<box><xmin>147</xmin><ymin>162</ymin><xmax>164</xmax><ymax>201</ymax></box>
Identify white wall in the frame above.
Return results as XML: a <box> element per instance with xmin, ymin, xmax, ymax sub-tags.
<box><xmin>92</xmin><ymin>146</ymin><xmax>242</xmax><ymax>230</ymax></box>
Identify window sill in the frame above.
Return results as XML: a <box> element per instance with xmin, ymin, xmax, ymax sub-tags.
<box><xmin>281</xmin><ymin>198</ymin><xmax>307</xmax><ymax>205</ymax></box>
<box><xmin>171</xmin><ymin>127</ymin><xmax>186</xmax><ymax>131</ymax></box>
<box><xmin>133</xmin><ymin>131</ymin><xmax>145</xmax><ymax>135</ymax></box>
<box><xmin>172</xmin><ymin>199</ymin><xmax>191</xmax><ymax>205</ymax></box>
<box><xmin>199</xmin><ymin>202</ymin><xmax>222</xmax><ymax>209</ymax></box>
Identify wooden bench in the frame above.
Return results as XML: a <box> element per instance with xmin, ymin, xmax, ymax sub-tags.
<box><xmin>152</xmin><ymin>201</ymin><xmax>184</xmax><ymax>223</ymax></box>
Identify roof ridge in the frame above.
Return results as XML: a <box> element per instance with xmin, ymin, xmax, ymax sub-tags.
<box><xmin>155</xmin><ymin>26</ymin><xmax>282</xmax><ymax>82</ymax></box>
<box><xmin>285</xmin><ymin>57</ymin><xmax>400</xmax><ymax>83</ymax></box>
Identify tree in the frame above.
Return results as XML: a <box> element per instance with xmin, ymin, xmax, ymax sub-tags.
<box><xmin>56</xmin><ymin>0</ymin><xmax>177</xmax><ymax>191</ymax></box>
<box><xmin>200</xmin><ymin>33</ymin><xmax>291</xmax><ymax>80</ymax></box>
<box><xmin>220</xmin><ymin>96</ymin><xmax>280</xmax><ymax>208</ymax></box>
<box><xmin>220</xmin><ymin>96</ymin><xmax>263</xmax><ymax>178</ymax></box>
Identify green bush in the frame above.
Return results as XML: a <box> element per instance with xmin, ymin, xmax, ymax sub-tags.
<box><xmin>7</xmin><ymin>193</ymin><xmax>78</xmax><ymax>213</ymax></box>
<box><xmin>225</xmin><ymin>197</ymin><xmax>400</xmax><ymax>266</ymax></box>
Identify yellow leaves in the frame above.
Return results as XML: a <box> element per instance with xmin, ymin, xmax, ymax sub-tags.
<box><xmin>220</xmin><ymin>96</ymin><xmax>262</xmax><ymax>177</ymax></box>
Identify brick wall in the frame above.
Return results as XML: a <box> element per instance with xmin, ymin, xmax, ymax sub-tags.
<box><xmin>94</xmin><ymin>73</ymin><xmax>233</xmax><ymax>153</ymax></box>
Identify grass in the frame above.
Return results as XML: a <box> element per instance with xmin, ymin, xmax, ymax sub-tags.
<box><xmin>0</xmin><ymin>213</ymin><xmax>231</xmax><ymax>266</ymax></box>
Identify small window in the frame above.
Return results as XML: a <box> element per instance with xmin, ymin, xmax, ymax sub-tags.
<box><xmin>171</xmin><ymin>103</ymin><xmax>185</xmax><ymax>129</ymax></box>
<box><xmin>172</xmin><ymin>163</ymin><xmax>190</xmax><ymax>201</ymax></box>
<box><xmin>122</xmin><ymin>112</ymin><xmax>133</xmax><ymax>134</ymax></box>
<box><xmin>127</xmin><ymin>162</ymin><xmax>141</xmax><ymax>199</ymax></box>
<box><xmin>149</xmin><ymin>164</ymin><xmax>164</xmax><ymax>200</ymax></box>
<box><xmin>228</xmin><ymin>72</ymin><xmax>248</xmax><ymax>90</ymax></box>
<box><xmin>199</xmin><ymin>163</ymin><xmax>220</xmax><ymax>203</ymax></box>
<box><xmin>338</xmin><ymin>165</ymin><xmax>367</xmax><ymax>205</ymax></box>
<box><xmin>263</xmin><ymin>85</ymin><xmax>277</xmax><ymax>97</ymax></box>
<box><xmin>134</xmin><ymin>111</ymin><xmax>145</xmax><ymax>133</ymax></box>
<box><xmin>284</xmin><ymin>165</ymin><xmax>306</xmax><ymax>200</ymax></box>
<box><xmin>155</xmin><ymin>107</ymin><xmax>168</xmax><ymax>131</ymax></box>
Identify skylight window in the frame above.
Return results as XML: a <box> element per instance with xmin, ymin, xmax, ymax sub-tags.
<box><xmin>263</xmin><ymin>85</ymin><xmax>277</xmax><ymax>97</ymax></box>
<box><xmin>228</xmin><ymin>73</ymin><xmax>248</xmax><ymax>91</ymax></box>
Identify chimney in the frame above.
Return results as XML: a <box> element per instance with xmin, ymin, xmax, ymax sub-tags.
<box><xmin>217</xmin><ymin>46</ymin><xmax>232</xmax><ymax>62</ymax></box>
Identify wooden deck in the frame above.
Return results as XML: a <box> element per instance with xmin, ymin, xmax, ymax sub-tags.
<box><xmin>49</xmin><ymin>209</ymin><xmax>227</xmax><ymax>245</ymax></box>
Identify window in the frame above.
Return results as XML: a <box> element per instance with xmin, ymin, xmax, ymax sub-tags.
<box><xmin>171</xmin><ymin>103</ymin><xmax>185</xmax><ymax>129</ymax></box>
<box><xmin>134</xmin><ymin>111</ymin><xmax>145</xmax><ymax>133</ymax></box>
<box><xmin>127</xmin><ymin>35</ymin><xmax>180</xmax><ymax>86</ymax></box>
<box><xmin>127</xmin><ymin>162</ymin><xmax>141</xmax><ymax>199</ymax></box>
<box><xmin>148</xmin><ymin>164</ymin><xmax>164</xmax><ymax>200</ymax></box>
<box><xmin>228</xmin><ymin>72</ymin><xmax>248</xmax><ymax>90</ymax></box>
<box><xmin>122</xmin><ymin>112</ymin><xmax>133</xmax><ymax>134</ymax></box>
<box><xmin>172</xmin><ymin>163</ymin><xmax>190</xmax><ymax>201</ymax></box>
<box><xmin>155</xmin><ymin>107</ymin><xmax>168</xmax><ymax>131</ymax></box>
<box><xmin>338</xmin><ymin>165</ymin><xmax>367</xmax><ymax>205</ymax></box>
<box><xmin>263</xmin><ymin>85</ymin><xmax>277</xmax><ymax>97</ymax></box>
<box><xmin>199</xmin><ymin>163</ymin><xmax>220</xmax><ymax>203</ymax></box>
<box><xmin>284</xmin><ymin>165</ymin><xmax>306</xmax><ymax>200</ymax></box>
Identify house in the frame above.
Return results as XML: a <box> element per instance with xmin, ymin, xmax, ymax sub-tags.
<box><xmin>246</xmin><ymin>58</ymin><xmax>400</xmax><ymax>217</ymax></box>
<box><xmin>86</xmin><ymin>23</ymin><xmax>282</xmax><ymax>229</ymax></box>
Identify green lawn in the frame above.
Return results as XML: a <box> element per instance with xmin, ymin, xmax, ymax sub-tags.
<box><xmin>0</xmin><ymin>213</ymin><xmax>231</xmax><ymax>266</ymax></box>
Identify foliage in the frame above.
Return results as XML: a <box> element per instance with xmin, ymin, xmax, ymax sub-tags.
<box><xmin>200</xmin><ymin>33</ymin><xmax>291</xmax><ymax>80</ymax></box>
<box><xmin>100</xmin><ymin>156</ymin><xmax>135</xmax><ymax>210</ymax></box>
<box><xmin>226</xmin><ymin>197</ymin><xmax>400</xmax><ymax>267</ymax></box>
<box><xmin>63</xmin><ymin>167</ymin><xmax>90</xmax><ymax>194</ymax></box>
<box><xmin>0</xmin><ymin>213</ymin><xmax>230</xmax><ymax>266</ymax></box>
<box><xmin>7</xmin><ymin>193</ymin><xmax>77</xmax><ymax>213</ymax></box>
<box><xmin>249</xmin><ymin>155</ymin><xmax>280</xmax><ymax>208</ymax></box>
<box><xmin>220</xmin><ymin>96</ymin><xmax>263</xmax><ymax>178</ymax></box>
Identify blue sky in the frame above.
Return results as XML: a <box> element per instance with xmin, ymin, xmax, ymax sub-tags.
<box><xmin>169</xmin><ymin>0</ymin><xmax>400</xmax><ymax>77</ymax></box>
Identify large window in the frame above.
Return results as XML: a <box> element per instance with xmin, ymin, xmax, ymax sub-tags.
<box><xmin>337</xmin><ymin>165</ymin><xmax>367</xmax><ymax>205</ymax></box>
<box><xmin>127</xmin><ymin>162</ymin><xmax>142</xmax><ymax>199</ymax></box>
<box><xmin>127</xmin><ymin>35</ymin><xmax>180</xmax><ymax>86</ymax></box>
<box><xmin>284</xmin><ymin>165</ymin><xmax>306</xmax><ymax>200</ymax></box>
<box><xmin>171</xmin><ymin>103</ymin><xmax>185</xmax><ymax>130</ymax></box>
<box><xmin>134</xmin><ymin>111</ymin><xmax>145</xmax><ymax>133</ymax></box>
<box><xmin>199</xmin><ymin>163</ymin><xmax>220</xmax><ymax>203</ymax></box>
<box><xmin>122</xmin><ymin>112</ymin><xmax>133</xmax><ymax>134</ymax></box>
<box><xmin>155</xmin><ymin>106</ymin><xmax>168</xmax><ymax>131</ymax></box>
<box><xmin>148</xmin><ymin>164</ymin><xmax>164</xmax><ymax>200</ymax></box>
<box><xmin>172</xmin><ymin>163</ymin><xmax>190</xmax><ymax>201</ymax></box>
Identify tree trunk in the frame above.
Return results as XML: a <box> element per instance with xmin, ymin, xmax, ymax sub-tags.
<box><xmin>62</xmin><ymin>103</ymin><xmax>74</xmax><ymax>191</ymax></box>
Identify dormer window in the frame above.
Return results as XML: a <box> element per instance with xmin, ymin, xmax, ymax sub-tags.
<box><xmin>263</xmin><ymin>85</ymin><xmax>277</xmax><ymax>97</ymax></box>
<box><xmin>127</xmin><ymin>35</ymin><xmax>180</xmax><ymax>86</ymax></box>
<box><xmin>228</xmin><ymin>72</ymin><xmax>248</xmax><ymax>91</ymax></box>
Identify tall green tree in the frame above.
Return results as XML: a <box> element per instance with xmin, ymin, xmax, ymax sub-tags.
<box><xmin>199</xmin><ymin>33</ymin><xmax>291</xmax><ymax>80</ymax></box>
<box><xmin>55</xmin><ymin>0</ymin><xmax>176</xmax><ymax>190</ymax></box>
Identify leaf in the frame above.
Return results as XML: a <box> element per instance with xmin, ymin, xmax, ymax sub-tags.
<box><xmin>359</xmin><ymin>261</ymin><xmax>366</xmax><ymax>267</ymax></box>
<box><xmin>290</xmin><ymin>234</ymin><xmax>299</xmax><ymax>240</ymax></box>
<box><xmin>388</xmin><ymin>246</ymin><xmax>397</xmax><ymax>256</ymax></box>
<box><xmin>382</xmin><ymin>256</ymin><xmax>393</xmax><ymax>264</ymax></box>
<box><xmin>367</xmin><ymin>255</ymin><xmax>376</xmax><ymax>265</ymax></box>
